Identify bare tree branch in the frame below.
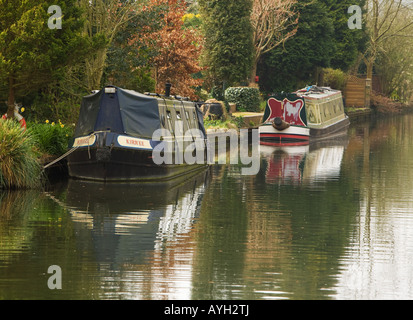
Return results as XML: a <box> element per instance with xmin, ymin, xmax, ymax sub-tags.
<box><xmin>250</xmin><ymin>0</ymin><xmax>299</xmax><ymax>84</ymax></box>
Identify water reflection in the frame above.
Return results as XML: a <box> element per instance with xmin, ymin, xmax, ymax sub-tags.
<box><xmin>260</xmin><ymin>136</ymin><xmax>348</xmax><ymax>185</ymax></box>
<box><xmin>63</xmin><ymin>170</ymin><xmax>209</xmax><ymax>300</ymax></box>
<box><xmin>0</xmin><ymin>191</ymin><xmax>39</xmax><ymax>266</ymax></box>
<box><xmin>235</xmin><ymin>135</ymin><xmax>359</xmax><ymax>300</ymax></box>
<box><xmin>3</xmin><ymin>115</ymin><xmax>413</xmax><ymax>300</ymax></box>
<box><xmin>334</xmin><ymin>115</ymin><xmax>413</xmax><ymax>299</ymax></box>
<box><xmin>0</xmin><ymin>169</ymin><xmax>209</xmax><ymax>300</ymax></box>
<box><xmin>260</xmin><ymin>144</ymin><xmax>309</xmax><ymax>185</ymax></box>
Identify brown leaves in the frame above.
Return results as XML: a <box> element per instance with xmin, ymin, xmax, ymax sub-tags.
<box><xmin>131</xmin><ymin>0</ymin><xmax>204</xmax><ymax>100</ymax></box>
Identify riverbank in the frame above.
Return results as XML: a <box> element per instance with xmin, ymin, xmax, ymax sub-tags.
<box><xmin>2</xmin><ymin>103</ymin><xmax>412</xmax><ymax>190</ymax></box>
<box><xmin>204</xmin><ymin>103</ymin><xmax>413</xmax><ymax>139</ymax></box>
<box><xmin>345</xmin><ymin>101</ymin><xmax>413</xmax><ymax>123</ymax></box>
<box><xmin>0</xmin><ymin>120</ymin><xmax>73</xmax><ymax>190</ymax></box>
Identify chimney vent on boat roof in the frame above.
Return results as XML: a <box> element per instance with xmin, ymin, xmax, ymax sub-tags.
<box><xmin>165</xmin><ymin>83</ymin><xmax>171</xmax><ymax>97</ymax></box>
<box><xmin>105</xmin><ymin>87</ymin><xmax>116</xmax><ymax>94</ymax></box>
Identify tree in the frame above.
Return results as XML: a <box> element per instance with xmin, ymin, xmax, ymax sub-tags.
<box><xmin>76</xmin><ymin>0</ymin><xmax>142</xmax><ymax>91</ymax></box>
<box><xmin>374</xmin><ymin>8</ymin><xmax>413</xmax><ymax>102</ymax></box>
<box><xmin>250</xmin><ymin>0</ymin><xmax>299</xmax><ymax>85</ymax></box>
<box><xmin>319</xmin><ymin>0</ymin><xmax>367</xmax><ymax>72</ymax></box>
<box><xmin>363</xmin><ymin>0</ymin><xmax>413</xmax><ymax>82</ymax></box>
<box><xmin>0</xmin><ymin>0</ymin><xmax>86</xmax><ymax>118</ymax></box>
<box><xmin>257</xmin><ymin>0</ymin><xmax>335</xmax><ymax>93</ymax></box>
<box><xmin>199</xmin><ymin>0</ymin><xmax>254</xmax><ymax>89</ymax></box>
<box><xmin>105</xmin><ymin>5</ymin><xmax>158</xmax><ymax>92</ymax></box>
<box><xmin>131</xmin><ymin>0</ymin><xmax>204</xmax><ymax>99</ymax></box>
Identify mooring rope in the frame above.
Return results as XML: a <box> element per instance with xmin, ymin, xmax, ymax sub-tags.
<box><xmin>43</xmin><ymin>146</ymin><xmax>79</xmax><ymax>169</ymax></box>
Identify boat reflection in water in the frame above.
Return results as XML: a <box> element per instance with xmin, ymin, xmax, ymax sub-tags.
<box><xmin>260</xmin><ymin>137</ymin><xmax>349</xmax><ymax>185</ymax></box>
<box><xmin>60</xmin><ymin>169</ymin><xmax>209</xmax><ymax>299</ymax></box>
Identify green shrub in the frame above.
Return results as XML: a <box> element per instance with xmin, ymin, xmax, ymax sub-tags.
<box><xmin>224</xmin><ymin>87</ymin><xmax>261</xmax><ymax>112</ymax></box>
<box><xmin>0</xmin><ymin>120</ymin><xmax>42</xmax><ymax>190</ymax></box>
<box><xmin>29</xmin><ymin>88</ymin><xmax>82</xmax><ymax>125</ymax></box>
<box><xmin>211</xmin><ymin>86</ymin><xmax>225</xmax><ymax>101</ymax></box>
<box><xmin>322</xmin><ymin>68</ymin><xmax>348</xmax><ymax>92</ymax></box>
<box><xmin>28</xmin><ymin>121</ymin><xmax>74</xmax><ymax>157</ymax></box>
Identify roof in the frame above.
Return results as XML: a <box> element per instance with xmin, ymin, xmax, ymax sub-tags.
<box><xmin>296</xmin><ymin>86</ymin><xmax>342</xmax><ymax>101</ymax></box>
<box><xmin>74</xmin><ymin>86</ymin><xmax>161</xmax><ymax>139</ymax></box>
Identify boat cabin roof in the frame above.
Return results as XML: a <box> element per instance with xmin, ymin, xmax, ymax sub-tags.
<box><xmin>74</xmin><ymin>86</ymin><xmax>205</xmax><ymax>139</ymax></box>
<box><xmin>296</xmin><ymin>86</ymin><xmax>342</xmax><ymax>101</ymax></box>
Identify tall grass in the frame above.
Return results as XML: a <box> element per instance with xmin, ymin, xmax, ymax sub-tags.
<box><xmin>0</xmin><ymin>120</ymin><xmax>42</xmax><ymax>189</ymax></box>
<box><xmin>28</xmin><ymin>121</ymin><xmax>74</xmax><ymax>157</ymax></box>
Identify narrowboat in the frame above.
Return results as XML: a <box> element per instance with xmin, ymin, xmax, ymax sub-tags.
<box><xmin>67</xmin><ymin>86</ymin><xmax>208</xmax><ymax>182</ymax></box>
<box><xmin>259</xmin><ymin>86</ymin><xmax>350</xmax><ymax>145</ymax></box>
<box><xmin>259</xmin><ymin>92</ymin><xmax>310</xmax><ymax>146</ymax></box>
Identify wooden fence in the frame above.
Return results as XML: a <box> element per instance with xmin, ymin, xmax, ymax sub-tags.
<box><xmin>343</xmin><ymin>75</ymin><xmax>371</xmax><ymax>108</ymax></box>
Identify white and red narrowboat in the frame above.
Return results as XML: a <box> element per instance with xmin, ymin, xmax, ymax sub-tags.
<box><xmin>259</xmin><ymin>92</ymin><xmax>310</xmax><ymax>146</ymax></box>
<box><xmin>259</xmin><ymin>86</ymin><xmax>350</xmax><ymax>146</ymax></box>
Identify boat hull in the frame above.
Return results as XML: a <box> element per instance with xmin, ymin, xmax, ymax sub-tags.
<box><xmin>259</xmin><ymin>116</ymin><xmax>350</xmax><ymax>146</ymax></box>
<box><xmin>259</xmin><ymin>124</ymin><xmax>310</xmax><ymax>146</ymax></box>
<box><xmin>309</xmin><ymin>116</ymin><xmax>350</xmax><ymax>139</ymax></box>
<box><xmin>67</xmin><ymin>132</ymin><xmax>208</xmax><ymax>182</ymax></box>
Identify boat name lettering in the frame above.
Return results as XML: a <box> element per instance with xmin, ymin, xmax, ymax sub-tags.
<box><xmin>73</xmin><ymin>135</ymin><xmax>96</xmax><ymax>147</ymax></box>
<box><xmin>126</xmin><ymin>138</ymin><xmax>145</xmax><ymax>147</ymax></box>
<box><xmin>118</xmin><ymin>136</ymin><xmax>152</xmax><ymax>150</ymax></box>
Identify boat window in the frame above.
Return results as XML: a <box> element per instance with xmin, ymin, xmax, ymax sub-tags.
<box><xmin>167</xmin><ymin>110</ymin><xmax>171</xmax><ymax>119</ymax></box>
<box><xmin>176</xmin><ymin>111</ymin><xmax>181</xmax><ymax>120</ymax></box>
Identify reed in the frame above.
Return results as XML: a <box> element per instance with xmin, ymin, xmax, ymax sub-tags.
<box><xmin>0</xmin><ymin>120</ymin><xmax>42</xmax><ymax>190</ymax></box>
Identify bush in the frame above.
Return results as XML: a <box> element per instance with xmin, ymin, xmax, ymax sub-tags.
<box><xmin>322</xmin><ymin>68</ymin><xmax>348</xmax><ymax>92</ymax></box>
<box><xmin>0</xmin><ymin>120</ymin><xmax>42</xmax><ymax>189</ymax></box>
<box><xmin>224</xmin><ymin>87</ymin><xmax>261</xmax><ymax>112</ymax></box>
<box><xmin>29</xmin><ymin>87</ymin><xmax>82</xmax><ymax>125</ymax></box>
<box><xmin>211</xmin><ymin>86</ymin><xmax>225</xmax><ymax>101</ymax></box>
<box><xmin>28</xmin><ymin>121</ymin><xmax>74</xmax><ymax>157</ymax></box>
<box><xmin>371</xmin><ymin>92</ymin><xmax>405</xmax><ymax>114</ymax></box>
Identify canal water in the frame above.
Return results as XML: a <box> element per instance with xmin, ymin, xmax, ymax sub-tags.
<box><xmin>1</xmin><ymin>113</ymin><xmax>413</xmax><ymax>300</ymax></box>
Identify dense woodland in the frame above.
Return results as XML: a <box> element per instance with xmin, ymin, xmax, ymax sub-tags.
<box><xmin>0</xmin><ymin>0</ymin><xmax>412</xmax><ymax>124</ymax></box>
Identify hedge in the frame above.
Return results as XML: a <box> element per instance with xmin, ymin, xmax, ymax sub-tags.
<box><xmin>224</xmin><ymin>87</ymin><xmax>261</xmax><ymax>112</ymax></box>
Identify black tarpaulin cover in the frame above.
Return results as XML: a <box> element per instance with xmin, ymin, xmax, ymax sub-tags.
<box><xmin>74</xmin><ymin>87</ymin><xmax>161</xmax><ymax>139</ymax></box>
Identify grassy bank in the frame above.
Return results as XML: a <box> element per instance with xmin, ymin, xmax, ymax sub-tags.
<box><xmin>28</xmin><ymin>120</ymin><xmax>74</xmax><ymax>164</ymax></box>
<box><xmin>0</xmin><ymin>119</ymin><xmax>74</xmax><ymax>190</ymax></box>
<box><xmin>0</xmin><ymin>120</ymin><xmax>42</xmax><ymax>189</ymax></box>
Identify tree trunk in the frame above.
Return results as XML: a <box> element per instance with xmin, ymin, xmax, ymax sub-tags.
<box><xmin>365</xmin><ymin>58</ymin><xmax>374</xmax><ymax>106</ymax></box>
<box><xmin>6</xmin><ymin>77</ymin><xmax>15</xmax><ymax>119</ymax></box>
<box><xmin>366</xmin><ymin>60</ymin><xmax>373</xmax><ymax>80</ymax></box>
<box><xmin>85</xmin><ymin>48</ymin><xmax>108</xmax><ymax>91</ymax></box>
<box><xmin>249</xmin><ymin>60</ymin><xmax>258</xmax><ymax>87</ymax></box>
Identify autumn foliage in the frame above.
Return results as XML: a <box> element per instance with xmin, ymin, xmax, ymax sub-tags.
<box><xmin>132</xmin><ymin>0</ymin><xmax>204</xmax><ymax>100</ymax></box>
